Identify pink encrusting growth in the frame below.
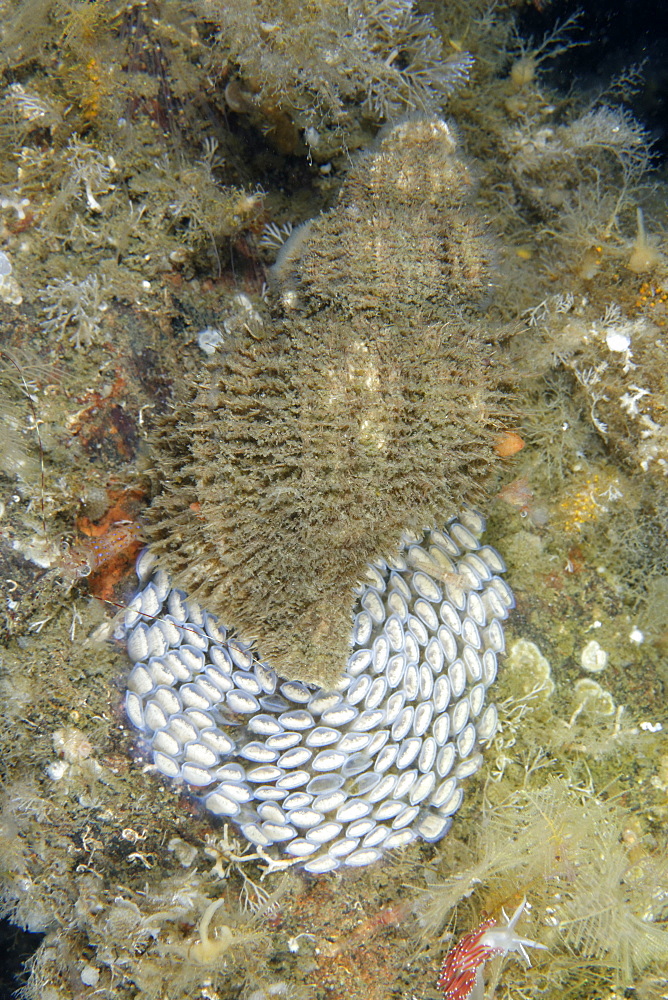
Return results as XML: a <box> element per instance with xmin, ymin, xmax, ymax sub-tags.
<box><xmin>437</xmin><ymin>900</ymin><xmax>547</xmax><ymax>1000</ymax></box>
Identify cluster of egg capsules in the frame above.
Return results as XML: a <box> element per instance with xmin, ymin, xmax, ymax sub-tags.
<box><xmin>121</xmin><ymin>509</ymin><xmax>513</xmax><ymax>875</ymax></box>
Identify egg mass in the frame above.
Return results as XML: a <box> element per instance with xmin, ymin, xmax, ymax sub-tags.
<box><xmin>121</xmin><ymin>512</ymin><xmax>511</xmax><ymax>873</ymax></box>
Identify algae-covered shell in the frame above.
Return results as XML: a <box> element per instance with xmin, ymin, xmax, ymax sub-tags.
<box><xmin>146</xmin><ymin>118</ymin><xmax>514</xmax><ymax>690</ymax></box>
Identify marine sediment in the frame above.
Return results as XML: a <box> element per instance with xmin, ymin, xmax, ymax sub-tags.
<box><xmin>147</xmin><ymin>117</ymin><xmax>515</xmax><ymax>687</ymax></box>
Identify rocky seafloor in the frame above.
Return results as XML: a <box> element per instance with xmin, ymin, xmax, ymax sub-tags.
<box><xmin>0</xmin><ymin>1</ymin><xmax>667</xmax><ymax>999</ymax></box>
